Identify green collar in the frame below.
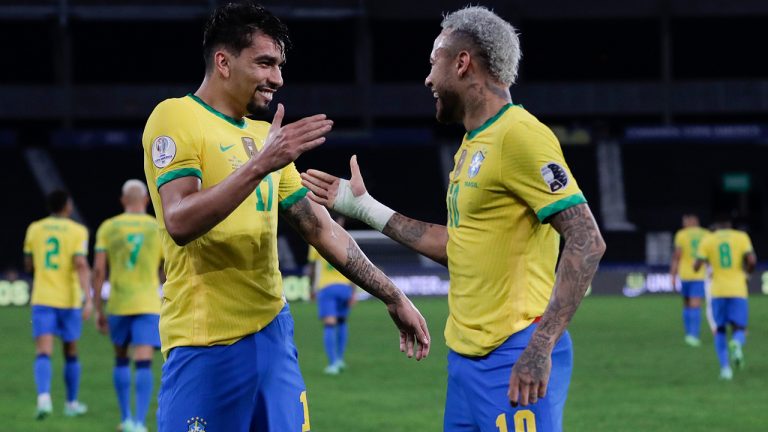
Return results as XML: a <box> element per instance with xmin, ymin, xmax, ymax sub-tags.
<box><xmin>466</xmin><ymin>103</ymin><xmax>514</xmax><ymax>141</ymax></box>
<box><xmin>187</xmin><ymin>93</ymin><xmax>246</xmax><ymax>129</ymax></box>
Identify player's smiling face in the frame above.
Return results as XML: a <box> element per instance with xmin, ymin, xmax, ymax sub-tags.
<box><xmin>229</xmin><ymin>31</ymin><xmax>285</xmax><ymax>116</ymax></box>
<box><xmin>425</xmin><ymin>31</ymin><xmax>463</xmax><ymax>125</ymax></box>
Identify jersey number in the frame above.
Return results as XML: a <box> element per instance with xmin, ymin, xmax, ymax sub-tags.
<box><xmin>300</xmin><ymin>390</ymin><xmax>311</xmax><ymax>431</ymax></box>
<box><xmin>447</xmin><ymin>183</ymin><xmax>460</xmax><ymax>227</ymax></box>
<box><xmin>255</xmin><ymin>175</ymin><xmax>274</xmax><ymax>212</ymax></box>
<box><xmin>126</xmin><ymin>233</ymin><xmax>145</xmax><ymax>270</ymax></box>
<box><xmin>496</xmin><ymin>411</ymin><xmax>536</xmax><ymax>432</ymax></box>
<box><xmin>718</xmin><ymin>243</ymin><xmax>732</xmax><ymax>268</ymax></box>
<box><xmin>44</xmin><ymin>236</ymin><xmax>60</xmax><ymax>270</ymax></box>
<box><xmin>690</xmin><ymin>238</ymin><xmax>701</xmax><ymax>259</ymax></box>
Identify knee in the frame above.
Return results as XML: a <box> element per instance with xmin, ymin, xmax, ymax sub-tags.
<box><xmin>323</xmin><ymin>317</ymin><xmax>337</xmax><ymax>326</ymax></box>
<box><xmin>63</xmin><ymin>342</ymin><xmax>78</xmax><ymax>357</ymax></box>
<box><xmin>337</xmin><ymin>317</ymin><xmax>346</xmax><ymax>325</ymax></box>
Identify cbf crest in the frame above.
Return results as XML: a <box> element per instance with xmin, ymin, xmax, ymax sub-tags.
<box><xmin>467</xmin><ymin>151</ymin><xmax>485</xmax><ymax>179</ymax></box>
<box><xmin>241</xmin><ymin>137</ymin><xmax>258</xmax><ymax>159</ymax></box>
<box><xmin>186</xmin><ymin>416</ymin><xmax>207</xmax><ymax>431</ymax></box>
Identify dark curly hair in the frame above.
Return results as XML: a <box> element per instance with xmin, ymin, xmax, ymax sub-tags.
<box><xmin>46</xmin><ymin>190</ymin><xmax>70</xmax><ymax>214</ymax></box>
<box><xmin>202</xmin><ymin>1</ymin><xmax>291</xmax><ymax>71</ymax></box>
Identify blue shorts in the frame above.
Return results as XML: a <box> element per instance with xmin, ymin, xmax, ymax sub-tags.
<box><xmin>445</xmin><ymin>324</ymin><xmax>573</xmax><ymax>432</ymax></box>
<box><xmin>712</xmin><ymin>297</ymin><xmax>748</xmax><ymax>329</ymax></box>
<box><xmin>680</xmin><ymin>280</ymin><xmax>705</xmax><ymax>298</ymax></box>
<box><xmin>31</xmin><ymin>305</ymin><xmax>82</xmax><ymax>342</ymax></box>
<box><xmin>317</xmin><ymin>284</ymin><xmax>353</xmax><ymax>319</ymax></box>
<box><xmin>108</xmin><ymin>314</ymin><xmax>160</xmax><ymax>348</ymax></box>
<box><xmin>157</xmin><ymin>305</ymin><xmax>309</xmax><ymax>432</ymax></box>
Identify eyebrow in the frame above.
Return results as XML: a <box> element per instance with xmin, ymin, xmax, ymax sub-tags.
<box><xmin>254</xmin><ymin>54</ymin><xmax>284</xmax><ymax>66</ymax></box>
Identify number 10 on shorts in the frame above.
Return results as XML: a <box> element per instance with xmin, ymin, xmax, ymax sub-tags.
<box><xmin>497</xmin><ymin>410</ymin><xmax>536</xmax><ymax>432</ymax></box>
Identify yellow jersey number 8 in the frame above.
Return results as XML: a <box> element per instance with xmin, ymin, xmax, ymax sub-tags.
<box><xmin>496</xmin><ymin>410</ymin><xmax>536</xmax><ymax>432</ymax></box>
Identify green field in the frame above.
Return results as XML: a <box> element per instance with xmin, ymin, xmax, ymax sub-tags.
<box><xmin>2</xmin><ymin>296</ymin><xmax>766</xmax><ymax>431</ymax></box>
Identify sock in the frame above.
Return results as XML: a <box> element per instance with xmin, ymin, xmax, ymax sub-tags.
<box><xmin>34</xmin><ymin>354</ymin><xmax>52</xmax><ymax>395</ymax></box>
<box><xmin>64</xmin><ymin>356</ymin><xmax>80</xmax><ymax>403</ymax></box>
<box><xmin>714</xmin><ymin>331</ymin><xmax>729</xmax><ymax>368</ymax></box>
<box><xmin>323</xmin><ymin>324</ymin><xmax>337</xmax><ymax>366</ymax></box>
<box><xmin>134</xmin><ymin>360</ymin><xmax>153</xmax><ymax>426</ymax></box>
<box><xmin>682</xmin><ymin>308</ymin><xmax>693</xmax><ymax>336</ymax></box>
<box><xmin>689</xmin><ymin>307</ymin><xmax>701</xmax><ymax>338</ymax></box>
<box><xmin>732</xmin><ymin>329</ymin><xmax>746</xmax><ymax>346</ymax></box>
<box><xmin>114</xmin><ymin>357</ymin><xmax>131</xmax><ymax>422</ymax></box>
<box><xmin>337</xmin><ymin>319</ymin><xmax>348</xmax><ymax>362</ymax></box>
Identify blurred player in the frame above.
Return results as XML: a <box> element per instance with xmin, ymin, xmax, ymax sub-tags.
<box><xmin>23</xmin><ymin>190</ymin><xmax>91</xmax><ymax>419</ymax></box>
<box><xmin>142</xmin><ymin>3</ymin><xmax>429</xmax><ymax>431</ymax></box>
<box><xmin>302</xmin><ymin>6</ymin><xmax>605</xmax><ymax>432</ymax></box>
<box><xmin>306</xmin><ymin>215</ymin><xmax>356</xmax><ymax>375</ymax></box>
<box><xmin>92</xmin><ymin>180</ymin><xmax>163</xmax><ymax>432</ymax></box>
<box><xmin>694</xmin><ymin>214</ymin><xmax>756</xmax><ymax>380</ymax></box>
<box><xmin>670</xmin><ymin>214</ymin><xmax>709</xmax><ymax>346</ymax></box>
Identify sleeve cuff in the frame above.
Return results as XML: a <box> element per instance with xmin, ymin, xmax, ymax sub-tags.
<box><xmin>157</xmin><ymin>167</ymin><xmax>203</xmax><ymax>189</ymax></box>
<box><xmin>536</xmin><ymin>192</ymin><xmax>587</xmax><ymax>223</ymax></box>
<box><xmin>279</xmin><ymin>187</ymin><xmax>309</xmax><ymax>210</ymax></box>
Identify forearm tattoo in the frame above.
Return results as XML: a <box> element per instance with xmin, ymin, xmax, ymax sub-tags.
<box><xmin>383</xmin><ymin>213</ymin><xmax>428</xmax><ymax>246</ymax></box>
<box><xmin>527</xmin><ymin>204</ymin><xmax>605</xmax><ymax>356</ymax></box>
<box><xmin>280</xmin><ymin>197</ymin><xmax>321</xmax><ymax>240</ymax></box>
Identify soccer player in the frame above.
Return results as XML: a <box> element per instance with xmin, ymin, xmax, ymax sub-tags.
<box><xmin>142</xmin><ymin>3</ymin><xmax>429</xmax><ymax>431</ymax></box>
<box><xmin>670</xmin><ymin>214</ymin><xmax>709</xmax><ymax>346</ymax></box>
<box><xmin>23</xmin><ymin>190</ymin><xmax>91</xmax><ymax>419</ymax></box>
<box><xmin>92</xmin><ymin>179</ymin><xmax>163</xmax><ymax>432</ymax></box>
<box><xmin>306</xmin><ymin>215</ymin><xmax>356</xmax><ymax>375</ymax></box>
<box><xmin>301</xmin><ymin>6</ymin><xmax>605</xmax><ymax>432</ymax></box>
<box><xmin>694</xmin><ymin>214</ymin><xmax>756</xmax><ymax>380</ymax></box>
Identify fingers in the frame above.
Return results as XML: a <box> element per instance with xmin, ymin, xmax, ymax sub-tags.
<box><xmin>508</xmin><ymin>375</ymin><xmax>520</xmax><ymax>407</ymax></box>
<box><xmin>539</xmin><ymin>379</ymin><xmax>548</xmax><ymax>400</ymax></box>
<box><xmin>291</xmin><ymin>119</ymin><xmax>333</xmax><ymax>144</ymax></box>
<box><xmin>350</xmin><ymin>155</ymin><xmax>362</xmax><ymax>179</ymax></box>
<box><xmin>270</xmin><ymin>103</ymin><xmax>285</xmax><ymax>130</ymax></box>
<box><xmin>417</xmin><ymin>316</ymin><xmax>431</xmax><ymax>360</ymax></box>
<box><xmin>405</xmin><ymin>332</ymin><xmax>415</xmax><ymax>358</ymax></box>
<box><xmin>304</xmin><ymin>169</ymin><xmax>340</xmax><ymax>184</ymax></box>
<box><xmin>306</xmin><ymin>191</ymin><xmax>325</xmax><ymax>205</ymax></box>
<box><xmin>400</xmin><ymin>331</ymin><xmax>406</xmax><ymax>353</ymax></box>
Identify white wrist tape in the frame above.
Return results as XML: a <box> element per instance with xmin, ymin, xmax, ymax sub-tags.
<box><xmin>333</xmin><ymin>179</ymin><xmax>395</xmax><ymax>231</ymax></box>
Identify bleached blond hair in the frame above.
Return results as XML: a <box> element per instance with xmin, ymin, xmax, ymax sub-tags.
<box><xmin>122</xmin><ymin>179</ymin><xmax>148</xmax><ymax>199</ymax></box>
<box><xmin>441</xmin><ymin>6</ymin><xmax>521</xmax><ymax>85</ymax></box>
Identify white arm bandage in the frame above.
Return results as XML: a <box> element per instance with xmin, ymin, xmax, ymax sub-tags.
<box><xmin>333</xmin><ymin>179</ymin><xmax>395</xmax><ymax>232</ymax></box>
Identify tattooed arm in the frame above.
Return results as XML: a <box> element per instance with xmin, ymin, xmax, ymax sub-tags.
<box><xmin>508</xmin><ymin>203</ymin><xmax>606</xmax><ymax>407</ymax></box>
<box><xmin>280</xmin><ymin>196</ymin><xmax>431</xmax><ymax>360</ymax></box>
<box><xmin>301</xmin><ymin>155</ymin><xmax>449</xmax><ymax>265</ymax></box>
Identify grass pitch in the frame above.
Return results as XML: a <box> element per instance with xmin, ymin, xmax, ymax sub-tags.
<box><xmin>2</xmin><ymin>295</ymin><xmax>766</xmax><ymax>431</ymax></box>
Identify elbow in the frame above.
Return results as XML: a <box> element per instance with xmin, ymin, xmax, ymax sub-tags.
<box><xmin>164</xmin><ymin>217</ymin><xmax>194</xmax><ymax>246</ymax></box>
<box><xmin>593</xmin><ymin>232</ymin><xmax>607</xmax><ymax>258</ymax></box>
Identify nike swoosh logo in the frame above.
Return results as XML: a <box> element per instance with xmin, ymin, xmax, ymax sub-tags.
<box><xmin>219</xmin><ymin>144</ymin><xmax>235</xmax><ymax>152</ymax></box>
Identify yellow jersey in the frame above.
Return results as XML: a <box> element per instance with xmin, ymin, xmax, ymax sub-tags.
<box><xmin>142</xmin><ymin>94</ymin><xmax>307</xmax><ymax>354</ymax></box>
<box><xmin>307</xmin><ymin>246</ymin><xmax>351</xmax><ymax>291</ymax></box>
<box><xmin>23</xmin><ymin>216</ymin><xmax>89</xmax><ymax>308</ymax></box>
<box><xmin>95</xmin><ymin>213</ymin><xmax>163</xmax><ymax>315</ymax></box>
<box><xmin>696</xmin><ymin>229</ymin><xmax>754</xmax><ymax>298</ymax></box>
<box><xmin>446</xmin><ymin>104</ymin><xmax>586</xmax><ymax>356</ymax></box>
<box><xmin>674</xmin><ymin>227</ymin><xmax>709</xmax><ymax>281</ymax></box>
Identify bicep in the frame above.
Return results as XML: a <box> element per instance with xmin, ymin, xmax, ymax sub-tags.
<box><xmin>158</xmin><ymin>177</ymin><xmax>202</xmax><ymax>217</ymax></box>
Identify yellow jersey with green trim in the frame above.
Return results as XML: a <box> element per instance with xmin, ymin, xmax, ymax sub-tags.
<box><xmin>23</xmin><ymin>216</ymin><xmax>88</xmax><ymax>308</ymax></box>
<box><xmin>307</xmin><ymin>246</ymin><xmax>351</xmax><ymax>291</ymax></box>
<box><xmin>696</xmin><ymin>229</ymin><xmax>754</xmax><ymax>298</ymax></box>
<box><xmin>95</xmin><ymin>213</ymin><xmax>163</xmax><ymax>315</ymax></box>
<box><xmin>142</xmin><ymin>94</ymin><xmax>308</xmax><ymax>354</ymax></box>
<box><xmin>673</xmin><ymin>226</ymin><xmax>709</xmax><ymax>281</ymax></box>
<box><xmin>445</xmin><ymin>104</ymin><xmax>586</xmax><ymax>356</ymax></box>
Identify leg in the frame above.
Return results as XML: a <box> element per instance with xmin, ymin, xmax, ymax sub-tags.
<box><xmin>109</xmin><ymin>315</ymin><xmax>132</xmax><ymax>424</ymax></box>
<box><xmin>335</xmin><ymin>285</ymin><xmax>353</xmax><ymax>366</ymax></box>
<box><xmin>31</xmin><ymin>306</ymin><xmax>55</xmax><ymax>419</ymax></box>
<box><xmin>317</xmin><ymin>288</ymin><xmax>339</xmax><ymax>372</ymax></box>
<box><xmin>157</xmin><ymin>338</ymin><xmax>258</xmax><ymax>432</ymax></box>
<box><xmin>62</xmin><ymin>341</ymin><xmax>81</xmax><ymax>404</ymax></box>
<box><xmin>728</xmin><ymin>298</ymin><xmax>749</xmax><ymax>370</ymax></box>
<box><xmin>711</xmin><ymin>299</ymin><xmax>731</xmax><ymax>379</ymax></box>
<box><xmin>687</xmin><ymin>282</ymin><xmax>705</xmax><ymax>340</ymax></box>
<box><xmin>251</xmin><ymin>308</ymin><xmax>309</xmax><ymax>432</ymax></box>
<box><xmin>131</xmin><ymin>314</ymin><xmax>161</xmax><ymax>428</ymax></box>
<box><xmin>443</xmin><ymin>351</ymin><xmax>480</xmax><ymax>432</ymax></box>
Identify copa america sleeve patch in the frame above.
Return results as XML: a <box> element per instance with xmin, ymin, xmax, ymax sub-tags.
<box><xmin>151</xmin><ymin>136</ymin><xmax>177</xmax><ymax>168</ymax></box>
<box><xmin>540</xmin><ymin>162</ymin><xmax>569</xmax><ymax>193</ymax></box>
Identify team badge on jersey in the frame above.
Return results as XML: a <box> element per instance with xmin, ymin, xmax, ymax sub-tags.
<box><xmin>453</xmin><ymin>149</ymin><xmax>467</xmax><ymax>181</ymax></box>
<box><xmin>152</xmin><ymin>136</ymin><xmax>176</xmax><ymax>168</ymax></box>
<box><xmin>467</xmin><ymin>151</ymin><xmax>485</xmax><ymax>178</ymax></box>
<box><xmin>242</xmin><ymin>137</ymin><xmax>258</xmax><ymax>159</ymax></box>
<box><xmin>540</xmin><ymin>162</ymin><xmax>569</xmax><ymax>192</ymax></box>
<box><xmin>186</xmin><ymin>416</ymin><xmax>207</xmax><ymax>431</ymax></box>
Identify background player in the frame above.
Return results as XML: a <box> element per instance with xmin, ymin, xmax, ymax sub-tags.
<box><xmin>143</xmin><ymin>3</ymin><xmax>429</xmax><ymax>431</ymax></box>
<box><xmin>302</xmin><ymin>6</ymin><xmax>605</xmax><ymax>431</ymax></box>
<box><xmin>670</xmin><ymin>214</ymin><xmax>709</xmax><ymax>346</ymax></box>
<box><xmin>306</xmin><ymin>214</ymin><xmax>356</xmax><ymax>375</ymax></box>
<box><xmin>694</xmin><ymin>214</ymin><xmax>756</xmax><ymax>380</ymax></box>
<box><xmin>23</xmin><ymin>190</ymin><xmax>91</xmax><ymax>419</ymax></box>
<box><xmin>92</xmin><ymin>179</ymin><xmax>163</xmax><ymax>432</ymax></box>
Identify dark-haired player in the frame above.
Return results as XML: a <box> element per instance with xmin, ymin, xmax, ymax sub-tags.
<box><xmin>142</xmin><ymin>2</ymin><xmax>430</xmax><ymax>431</ymax></box>
<box><xmin>24</xmin><ymin>190</ymin><xmax>91</xmax><ymax>419</ymax></box>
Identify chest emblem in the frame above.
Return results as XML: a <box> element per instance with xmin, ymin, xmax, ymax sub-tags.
<box><xmin>467</xmin><ymin>151</ymin><xmax>485</xmax><ymax>179</ymax></box>
<box><xmin>241</xmin><ymin>137</ymin><xmax>258</xmax><ymax>159</ymax></box>
<box><xmin>453</xmin><ymin>149</ymin><xmax>467</xmax><ymax>181</ymax></box>
<box><xmin>540</xmin><ymin>162</ymin><xmax>569</xmax><ymax>192</ymax></box>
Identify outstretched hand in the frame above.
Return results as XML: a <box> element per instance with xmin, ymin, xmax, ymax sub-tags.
<box><xmin>386</xmin><ymin>297</ymin><xmax>431</xmax><ymax>361</ymax></box>
<box><xmin>301</xmin><ymin>155</ymin><xmax>367</xmax><ymax>210</ymax></box>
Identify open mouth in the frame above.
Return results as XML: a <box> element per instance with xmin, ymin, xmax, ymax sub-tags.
<box><xmin>256</xmin><ymin>88</ymin><xmax>275</xmax><ymax>102</ymax></box>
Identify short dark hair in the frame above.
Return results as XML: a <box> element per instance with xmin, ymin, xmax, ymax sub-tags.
<box><xmin>46</xmin><ymin>190</ymin><xmax>70</xmax><ymax>213</ymax></box>
<box><xmin>202</xmin><ymin>1</ymin><xmax>291</xmax><ymax>71</ymax></box>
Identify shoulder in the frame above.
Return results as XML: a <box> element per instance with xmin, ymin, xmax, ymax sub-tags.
<box><xmin>150</xmin><ymin>97</ymin><xmax>193</xmax><ymax>117</ymax></box>
<box><xmin>71</xmin><ymin>220</ymin><xmax>89</xmax><ymax>234</ymax></box>
<box><xmin>501</xmin><ymin>108</ymin><xmax>559</xmax><ymax>152</ymax></box>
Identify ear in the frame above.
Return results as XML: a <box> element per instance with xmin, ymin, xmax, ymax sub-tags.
<box><xmin>214</xmin><ymin>50</ymin><xmax>231</xmax><ymax>79</ymax></box>
<box><xmin>455</xmin><ymin>50</ymin><xmax>471</xmax><ymax>78</ymax></box>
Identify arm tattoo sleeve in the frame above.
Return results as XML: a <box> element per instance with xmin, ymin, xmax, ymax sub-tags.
<box><xmin>383</xmin><ymin>213</ymin><xmax>428</xmax><ymax>246</ymax></box>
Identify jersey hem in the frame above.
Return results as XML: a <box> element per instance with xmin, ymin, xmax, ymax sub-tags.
<box><xmin>536</xmin><ymin>192</ymin><xmax>587</xmax><ymax>222</ymax></box>
<box><xmin>157</xmin><ymin>167</ymin><xmax>203</xmax><ymax>189</ymax></box>
<box><xmin>279</xmin><ymin>187</ymin><xmax>309</xmax><ymax>210</ymax></box>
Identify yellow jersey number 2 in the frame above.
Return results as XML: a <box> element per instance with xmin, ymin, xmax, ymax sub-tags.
<box><xmin>496</xmin><ymin>410</ymin><xmax>536</xmax><ymax>432</ymax></box>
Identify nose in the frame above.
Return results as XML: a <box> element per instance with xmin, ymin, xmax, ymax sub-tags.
<box><xmin>270</xmin><ymin>66</ymin><xmax>284</xmax><ymax>90</ymax></box>
<box><xmin>425</xmin><ymin>74</ymin><xmax>432</xmax><ymax>89</ymax></box>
